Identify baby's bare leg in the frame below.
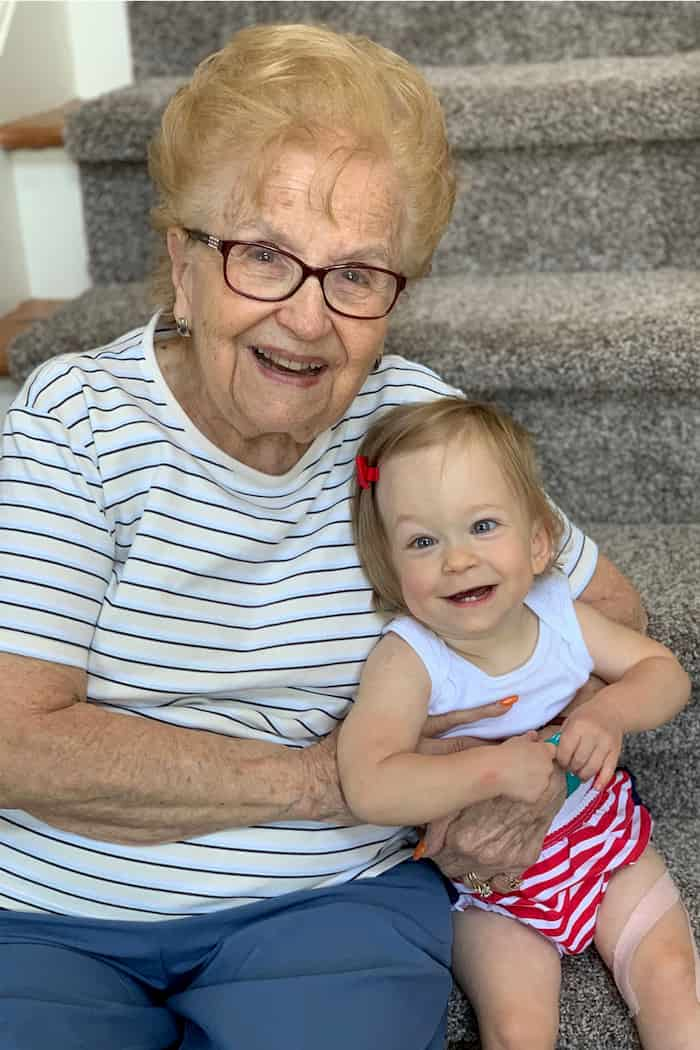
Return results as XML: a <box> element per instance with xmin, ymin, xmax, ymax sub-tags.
<box><xmin>595</xmin><ymin>846</ymin><xmax>700</xmax><ymax>1050</ymax></box>
<box><xmin>452</xmin><ymin>907</ymin><xmax>560</xmax><ymax>1050</ymax></box>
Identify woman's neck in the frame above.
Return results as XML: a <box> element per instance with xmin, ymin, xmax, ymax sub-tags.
<box><xmin>156</xmin><ymin>338</ymin><xmax>310</xmax><ymax>475</ymax></box>
<box><xmin>192</xmin><ymin>412</ymin><xmax>311</xmax><ymax>474</ymax></box>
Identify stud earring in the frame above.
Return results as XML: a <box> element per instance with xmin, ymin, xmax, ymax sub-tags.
<box><xmin>175</xmin><ymin>317</ymin><xmax>191</xmax><ymax>338</ymax></box>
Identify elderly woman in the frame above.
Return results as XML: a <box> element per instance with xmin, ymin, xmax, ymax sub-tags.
<box><xmin>0</xmin><ymin>23</ymin><xmax>642</xmax><ymax>1050</ymax></box>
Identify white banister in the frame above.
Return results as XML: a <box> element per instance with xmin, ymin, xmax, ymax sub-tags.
<box><xmin>0</xmin><ymin>1</ymin><xmax>16</xmax><ymax>57</ymax></box>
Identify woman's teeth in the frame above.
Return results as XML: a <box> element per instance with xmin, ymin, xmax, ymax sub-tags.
<box><xmin>253</xmin><ymin>347</ymin><xmax>323</xmax><ymax>374</ymax></box>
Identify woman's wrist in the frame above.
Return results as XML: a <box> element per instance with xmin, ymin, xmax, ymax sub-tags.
<box><xmin>295</xmin><ymin>732</ymin><xmax>353</xmax><ymax>823</ymax></box>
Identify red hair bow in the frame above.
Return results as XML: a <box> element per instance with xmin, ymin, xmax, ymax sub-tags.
<box><xmin>356</xmin><ymin>455</ymin><xmax>379</xmax><ymax>489</ymax></box>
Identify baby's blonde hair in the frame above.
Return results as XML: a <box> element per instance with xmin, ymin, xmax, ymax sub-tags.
<box><xmin>149</xmin><ymin>22</ymin><xmax>456</xmax><ymax>313</ymax></box>
<box><xmin>352</xmin><ymin>398</ymin><xmax>564</xmax><ymax>614</ymax></box>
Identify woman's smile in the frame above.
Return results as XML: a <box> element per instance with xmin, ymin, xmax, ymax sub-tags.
<box><xmin>250</xmin><ymin>343</ymin><xmax>328</xmax><ymax>382</ymax></box>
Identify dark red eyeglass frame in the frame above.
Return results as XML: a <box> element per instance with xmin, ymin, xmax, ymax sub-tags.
<box><xmin>184</xmin><ymin>228</ymin><xmax>407</xmax><ymax>319</ymax></box>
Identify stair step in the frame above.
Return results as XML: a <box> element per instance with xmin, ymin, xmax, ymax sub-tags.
<box><xmin>64</xmin><ymin>78</ymin><xmax>182</xmax><ymax>163</ymax></box>
<box><xmin>621</xmin><ymin>727</ymin><xmax>700</xmax><ymax>819</ymax></box>
<box><xmin>590</xmin><ymin>523</ymin><xmax>700</xmax><ymax>668</ymax></box>
<box><xmin>433</xmin><ymin>50</ymin><xmax>700</xmax><ymax>152</ymax></box>
<box><xmin>488</xmin><ymin>392</ymin><xmax>698</xmax><ymax>524</ymax></box>
<box><xmin>393</xmin><ymin>270</ymin><xmax>700</xmax><ymax>397</ymax></box>
<box><xmin>65</xmin><ymin>51</ymin><xmax>700</xmax><ymax>162</ymax></box>
<box><xmin>0</xmin><ymin>299</ymin><xmax>66</xmax><ymax>376</ymax></box>
<box><xmin>5</xmin><ymin>283</ymin><xmax>152</xmax><ymax>383</ymax></box>
<box><xmin>589</xmin><ymin>524</ymin><xmax>700</xmax><ymax>680</ymax></box>
<box><xmin>128</xmin><ymin>2</ymin><xmax>700</xmax><ymax>78</ymax></box>
<box><xmin>440</xmin><ymin>139</ymin><xmax>700</xmax><ymax>275</ymax></box>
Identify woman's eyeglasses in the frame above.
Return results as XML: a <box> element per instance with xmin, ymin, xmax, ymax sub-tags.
<box><xmin>184</xmin><ymin>229</ymin><xmax>406</xmax><ymax>320</ymax></box>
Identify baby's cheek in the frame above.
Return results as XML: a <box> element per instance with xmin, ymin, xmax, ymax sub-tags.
<box><xmin>401</xmin><ymin>569</ymin><xmax>431</xmax><ymax>604</ymax></box>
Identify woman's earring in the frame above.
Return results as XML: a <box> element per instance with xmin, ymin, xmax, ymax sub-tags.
<box><xmin>175</xmin><ymin>317</ymin><xmax>191</xmax><ymax>338</ymax></box>
<box><xmin>373</xmin><ymin>356</ymin><xmax>382</xmax><ymax>371</ymax></box>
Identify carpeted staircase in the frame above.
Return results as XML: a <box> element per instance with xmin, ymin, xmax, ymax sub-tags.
<box><xmin>6</xmin><ymin>3</ymin><xmax>700</xmax><ymax>1047</ymax></box>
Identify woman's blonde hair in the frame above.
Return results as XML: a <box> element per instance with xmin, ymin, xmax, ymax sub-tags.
<box><xmin>352</xmin><ymin>398</ymin><xmax>564</xmax><ymax>614</ymax></box>
<box><xmin>149</xmin><ymin>23</ymin><xmax>456</xmax><ymax>314</ymax></box>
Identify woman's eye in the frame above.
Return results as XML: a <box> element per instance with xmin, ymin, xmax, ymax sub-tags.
<box><xmin>237</xmin><ymin>244</ymin><xmax>281</xmax><ymax>266</ymax></box>
<box><xmin>251</xmin><ymin>247</ymin><xmax>276</xmax><ymax>264</ymax></box>
<box><xmin>472</xmin><ymin>519</ymin><xmax>497</xmax><ymax>534</ymax></box>
<box><xmin>341</xmin><ymin>268</ymin><xmax>370</xmax><ymax>287</ymax></box>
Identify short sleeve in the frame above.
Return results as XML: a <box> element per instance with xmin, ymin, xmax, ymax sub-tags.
<box><xmin>0</xmin><ymin>375</ymin><xmax>114</xmax><ymax>669</ymax></box>
<box><xmin>550</xmin><ymin>500</ymin><xmax>598</xmax><ymax>598</ymax></box>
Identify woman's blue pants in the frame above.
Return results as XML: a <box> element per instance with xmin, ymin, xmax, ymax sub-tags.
<box><xmin>0</xmin><ymin>859</ymin><xmax>453</xmax><ymax>1049</ymax></box>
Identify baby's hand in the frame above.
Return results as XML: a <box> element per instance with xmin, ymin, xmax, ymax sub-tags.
<box><xmin>555</xmin><ymin>695</ymin><xmax>623</xmax><ymax>790</ymax></box>
<box><xmin>497</xmin><ymin>732</ymin><xmax>557</xmax><ymax>802</ymax></box>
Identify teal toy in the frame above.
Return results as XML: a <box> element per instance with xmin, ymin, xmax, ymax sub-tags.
<box><xmin>545</xmin><ymin>732</ymin><xmax>581</xmax><ymax>796</ymax></box>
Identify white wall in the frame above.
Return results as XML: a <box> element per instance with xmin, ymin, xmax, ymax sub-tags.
<box><xmin>0</xmin><ymin>150</ymin><xmax>29</xmax><ymax>315</ymax></box>
<box><xmin>0</xmin><ymin>1</ymin><xmax>132</xmax><ymax>313</ymax></box>
<box><xmin>65</xmin><ymin>0</ymin><xmax>132</xmax><ymax>100</ymax></box>
<box><xmin>13</xmin><ymin>147</ymin><xmax>91</xmax><ymax>299</ymax></box>
<box><xmin>0</xmin><ymin>0</ymin><xmax>132</xmax><ymax>131</ymax></box>
<box><xmin>0</xmin><ymin>1</ymin><xmax>76</xmax><ymax>123</ymax></box>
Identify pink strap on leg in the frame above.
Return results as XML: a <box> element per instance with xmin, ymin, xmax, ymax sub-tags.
<box><xmin>612</xmin><ymin>871</ymin><xmax>678</xmax><ymax>1015</ymax></box>
<box><xmin>612</xmin><ymin>870</ymin><xmax>700</xmax><ymax>1016</ymax></box>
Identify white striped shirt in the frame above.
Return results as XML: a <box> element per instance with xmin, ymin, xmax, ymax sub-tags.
<box><xmin>0</xmin><ymin>313</ymin><xmax>598</xmax><ymax>920</ymax></box>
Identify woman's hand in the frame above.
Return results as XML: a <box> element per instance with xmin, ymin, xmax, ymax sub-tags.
<box><xmin>556</xmin><ymin>692</ymin><xmax>623</xmax><ymax>790</ymax></box>
<box><xmin>418</xmin><ymin>698</ymin><xmax>517</xmax><ymax>752</ymax></box>
<box><xmin>420</xmin><ymin>764</ymin><xmax>567</xmax><ymax>889</ymax></box>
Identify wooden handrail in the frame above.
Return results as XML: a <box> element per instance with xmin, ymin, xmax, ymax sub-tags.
<box><xmin>0</xmin><ymin>100</ymin><xmax>79</xmax><ymax>151</ymax></box>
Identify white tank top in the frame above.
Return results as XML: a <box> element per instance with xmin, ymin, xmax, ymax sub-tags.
<box><xmin>385</xmin><ymin>571</ymin><xmax>594</xmax><ymax>740</ymax></box>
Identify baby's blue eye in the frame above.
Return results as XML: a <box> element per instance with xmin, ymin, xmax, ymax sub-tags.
<box><xmin>472</xmin><ymin>519</ymin><xmax>497</xmax><ymax>534</ymax></box>
<box><xmin>411</xmin><ymin>536</ymin><xmax>435</xmax><ymax>549</ymax></box>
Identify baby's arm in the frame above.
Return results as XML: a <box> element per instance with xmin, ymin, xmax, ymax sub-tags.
<box><xmin>557</xmin><ymin>602</ymin><xmax>691</xmax><ymax>789</ymax></box>
<box><xmin>337</xmin><ymin>633</ymin><xmax>556</xmax><ymax>826</ymax></box>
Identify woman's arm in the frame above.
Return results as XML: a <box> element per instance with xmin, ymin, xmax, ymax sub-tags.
<box><xmin>575</xmin><ymin>600</ymin><xmax>690</xmax><ymax>729</ymax></box>
<box><xmin>338</xmin><ymin>634</ymin><xmax>556</xmax><ymax>826</ymax></box>
<box><xmin>576</xmin><ymin>551</ymin><xmax>647</xmax><ymax>632</ymax></box>
<box><xmin>0</xmin><ymin>652</ymin><xmax>349</xmax><ymax>843</ymax></box>
<box><xmin>549</xmin><ymin>551</ymin><xmax>648</xmax><ymax>722</ymax></box>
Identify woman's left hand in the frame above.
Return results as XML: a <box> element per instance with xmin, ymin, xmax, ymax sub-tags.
<box><xmin>458</xmin><ymin>869</ymin><xmax>525</xmax><ymax>895</ymax></box>
<box><xmin>489</xmin><ymin>870</ymin><xmax>525</xmax><ymax>894</ymax></box>
<box><xmin>419</xmin><ymin>700</ymin><xmax>516</xmax><ymax>749</ymax></box>
<box><xmin>420</xmin><ymin>766</ymin><xmax>566</xmax><ymax>882</ymax></box>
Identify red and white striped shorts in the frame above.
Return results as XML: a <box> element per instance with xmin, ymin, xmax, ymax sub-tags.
<box><xmin>452</xmin><ymin>769</ymin><xmax>652</xmax><ymax>955</ymax></box>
